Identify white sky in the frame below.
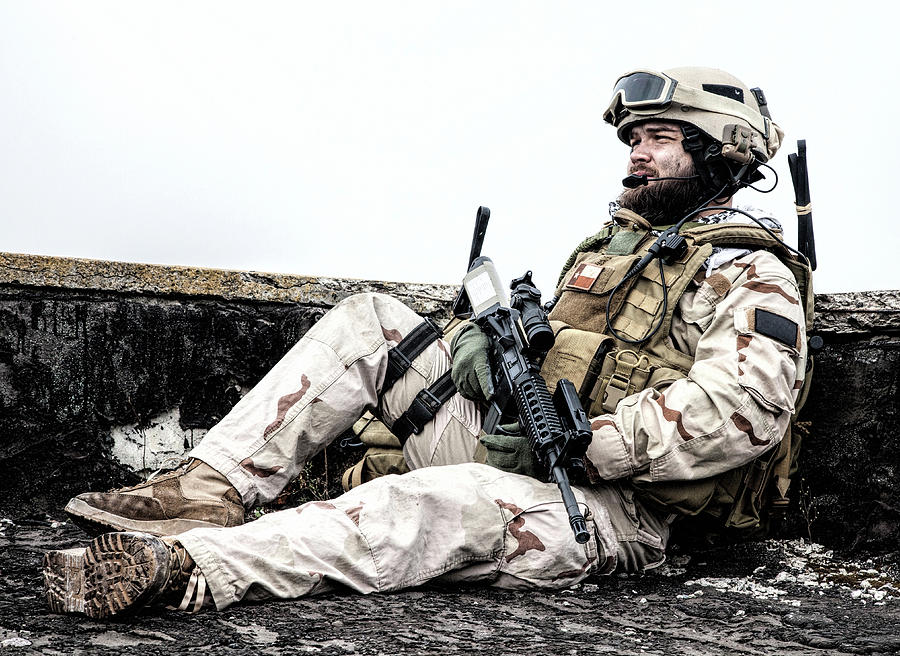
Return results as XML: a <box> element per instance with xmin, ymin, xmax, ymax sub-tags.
<box><xmin>1</xmin><ymin>1</ymin><xmax>896</xmax><ymax>297</ymax></box>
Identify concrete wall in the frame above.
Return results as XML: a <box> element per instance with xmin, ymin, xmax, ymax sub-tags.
<box><xmin>1</xmin><ymin>252</ymin><xmax>897</xmax><ymax>552</ymax></box>
<box><xmin>0</xmin><ymin>252</ymin><xmax>454</xmax><ymax>518</ymax></box>
<box><xmin>796</xmin><ymin>291</ymin><xmax>900</xmax><ymax>552</ymax></box>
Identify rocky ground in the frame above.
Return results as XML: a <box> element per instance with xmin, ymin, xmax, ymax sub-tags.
<box><xmin>1</xmin><ymin>516</ymin><xmax>899</xmax><ymax>655</ymax></box>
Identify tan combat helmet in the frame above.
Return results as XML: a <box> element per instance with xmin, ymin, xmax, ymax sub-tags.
<box><xmin>603</xmin><ymin>67</ymin><xmax>784</xmax><ymax>167</ymax></box>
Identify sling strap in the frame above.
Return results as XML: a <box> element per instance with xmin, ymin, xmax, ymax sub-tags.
<box><xmin>390</xmin><ymin>370</ymin><xmax>457</xmax><ymax>443</ymax></box>
<box><xmin>381</xmin><ymin>317</ymin><xmax>457</xmax><ymax>443</ymax></box>
<box><xmin>383</xmin><ymin>318</ymin><xmax>443</xmax><ymax>392</ymax></box>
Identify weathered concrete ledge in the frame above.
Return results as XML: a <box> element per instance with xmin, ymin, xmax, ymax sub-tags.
<box><xmin>1</xmin><ymin>252</ymin><xmax>898</xmax><ymax>554</ymax></box>
<box><xmin>0</xmin><ymin>252</ymin><xmax>456</xmax><ymax>315</ymax></box>
<box><xmin>813</xmin><ymin>291</ymin><xmax>900</xmax><ymax>336</ymax></box>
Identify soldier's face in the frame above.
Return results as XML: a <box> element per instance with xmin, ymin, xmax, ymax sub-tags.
<box><xmin>626</xmin><ymin>121</ymin><xmax>692</xmax><ymax>179</ymax></box>
<box><xmin>617</xmin><ymin>120</ymin><xmax>707</xmax><ymax>225</ymax></box>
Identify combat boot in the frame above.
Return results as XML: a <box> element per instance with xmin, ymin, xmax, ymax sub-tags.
<box><xmin>44</xmin><ymin>532</ymin><xmax>210</xmax><ymax>618</ymax></box>
<box><xmin>64</xmin><ymin>459</ymin><xmax>244</xmax><ymax>536</ymax></box>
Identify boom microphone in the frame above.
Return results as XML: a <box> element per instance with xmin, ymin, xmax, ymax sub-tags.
<box><xmin>622</xmin><ymin>173</ymin><xmax>701</xmax><ymax>189</ymax></box>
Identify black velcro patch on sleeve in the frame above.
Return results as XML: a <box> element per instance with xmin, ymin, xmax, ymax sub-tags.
<box><xmin>754</xmin><ymin>308</ymin><xmax>799</xmax><ymax>349</ymax></box>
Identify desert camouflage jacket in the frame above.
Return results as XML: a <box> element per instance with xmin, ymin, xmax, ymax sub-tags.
<box><xmin>563</xmin><ymin>213</ymin><xmax>809</xmax><ymax>487</ymax></box>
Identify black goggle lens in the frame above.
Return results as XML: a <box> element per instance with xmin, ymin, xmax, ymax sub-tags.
<box><xmin>614</xmin><ymin>72</ymin><xmax>668</xmax><ymax>103</ymax></box>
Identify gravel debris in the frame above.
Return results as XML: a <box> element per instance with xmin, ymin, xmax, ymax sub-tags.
<box><xmin>682</xmin><ymin>539</ymin><xmax>898</xmax><ymax>607</ymax></box>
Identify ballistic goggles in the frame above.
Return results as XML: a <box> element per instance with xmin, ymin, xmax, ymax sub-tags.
<box><xmin>606</xmin><ymin>71</ymin><xmax>677</xmax><ymax>114</ymax></box>
<box><xmin>603</xmin><ymin>70</ymin><xmax>678</xmax><ymax>124</ymax></box>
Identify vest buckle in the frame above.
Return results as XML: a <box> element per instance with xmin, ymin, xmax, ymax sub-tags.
<box><xmin>601</xmin><ymin>349</ymin><xmax>651</xmax><ymax>413</ymax></box>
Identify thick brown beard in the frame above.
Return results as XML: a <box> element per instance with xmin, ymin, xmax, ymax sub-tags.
<box><xmin>617</xmin><ymin>164</ymin><xmax>711</xmax><ymax>227</ymax></box>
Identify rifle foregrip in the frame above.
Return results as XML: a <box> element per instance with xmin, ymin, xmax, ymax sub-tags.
<box><xmin>513</xmin><ymin>374</ymin><xmax>563</xmax><ymax>455</ymax></box>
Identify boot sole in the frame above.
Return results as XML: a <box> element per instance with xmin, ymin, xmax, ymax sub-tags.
<box><xmin>43</xmin><ymin>548</ymin><xmax>86</xmax><ymax>614</ymax></box>
<box><xmin>44</xmin><ymin>533</ymin><xmax>171</xmax><ymax>618</ymax></box>
<box><xmin>64</xmin><ymin>497</ymin><xmax>233</xmax><ymax>537</ymax></box>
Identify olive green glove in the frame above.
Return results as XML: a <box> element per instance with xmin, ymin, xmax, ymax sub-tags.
<box><xmin>450</xmin><ymin>322</ymin><xmax>495</xmax><ymax>402</ymax></box>
<box><xmin>480</xmin><ymin>432</ymin><xmax>540</xmax><ymax>478</ymax></box>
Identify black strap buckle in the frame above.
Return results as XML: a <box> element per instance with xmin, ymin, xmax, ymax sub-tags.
<box><xmin>391</xmin><ymin>371</ymin><xmax>456</xmax><ymax>444</ymax></box>
<box><xmin>383</xmin><ymin>318</ymin><xmax>442</xmax><ymax>392</ymax></box>
<box><xmin>385</xmin><ymin>349</ymin><xmax>414</xmax><ymax>388</ymax></box>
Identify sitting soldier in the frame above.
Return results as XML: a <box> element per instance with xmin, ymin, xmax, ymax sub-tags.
<box><xmin>45</xmin><ymin>66</ymin><xmax>812</xmax><ymax>618</ymax></box>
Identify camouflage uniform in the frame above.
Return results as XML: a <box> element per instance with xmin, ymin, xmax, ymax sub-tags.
<box><xmin>174</xmin><ymin>236</ymin><xmax>806</xmax><ymax>610</ymax></box>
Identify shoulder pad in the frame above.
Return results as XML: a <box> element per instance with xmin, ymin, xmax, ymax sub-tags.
<box><xmin>555</xmin><ymin>223</ymin><xmax>619</xmax><ymax>287</ymax></box>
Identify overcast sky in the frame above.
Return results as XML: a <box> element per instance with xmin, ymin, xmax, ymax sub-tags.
<box><xmin>1</xmin><ymin>1</ymin><xmax>895</xmax><ymax>297</ymax></box>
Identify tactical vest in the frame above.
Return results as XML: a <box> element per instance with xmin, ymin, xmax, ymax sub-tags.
<box><xmin>541</xmin><ymin>209</ymin><xmax>814</xmax><ymax>531</ymax></box>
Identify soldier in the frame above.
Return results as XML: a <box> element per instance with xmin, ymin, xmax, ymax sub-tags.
<box><xmin>44</xmin><ymin>67</ymin><xmax>811</xmax><ymax>618</ymax></box>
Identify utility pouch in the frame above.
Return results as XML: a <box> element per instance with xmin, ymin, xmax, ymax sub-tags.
<box><xmin>716</xmin><ymin>458</ymin><xmax>771</xmax><ymax>530</ymax></box>
<box><xmin>540</xmin><ymin>321</ymin><xmax>613</xmax><ymax>409</ymax></box>
<box><xmin>704</xmin><ymin>422</ymin><xmax>799</xmax><ymax>530</ymax></box>
<box><xmin>549</xmin><ymin>252</ymin><xmax>643</xmax><ymax>335</ymax></box>
<box><xmin>341</xmin><ymin>412</ymin><xmax>410</xmax><ymax>491</ymax></box>
<box><xmin>633</xmin><ymin>478</ymin><xmax>719</xmax><ymax>517</ymax></box>
<box><xmin>589</xmin><ymin>347</ymin><xmax>688</xmax><ymax>416</ymax></box>
<box><xmin>590</xmin><ymin>349</ymin><xmax>653</xmax><ymax>415</ymax></box>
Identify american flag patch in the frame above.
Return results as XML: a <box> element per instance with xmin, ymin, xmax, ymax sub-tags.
<box><xmin>567</xmin><ymin>263</ymin><xmax>603</xmax><ymax>290</ymax></box>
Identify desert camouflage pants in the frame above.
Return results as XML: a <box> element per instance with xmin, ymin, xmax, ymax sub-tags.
<box><xmin>184</xmin><ymin>293</ymin><xmax>672</xmax><ymax>609</ymax></box>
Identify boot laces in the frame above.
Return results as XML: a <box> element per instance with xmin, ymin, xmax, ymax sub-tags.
<box><xmin>147</xmin><ymin>458</ymin><xmax>193</xmax><ymax>483</ymax></box>
<box><xmin>113</xmin><ymin>459</ymin><xmax>192</xmax><ymax>492</ymax></box>
<box><xmin>164</xmin><ymin>541</ymin><xmax>210</xmax><ymax>613</ymax></box>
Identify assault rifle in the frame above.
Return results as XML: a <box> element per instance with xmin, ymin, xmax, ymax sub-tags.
<box><xmin>456</xmin><ymin>207</ymin><xmax>593</xmax><ymax>544</ymax></box>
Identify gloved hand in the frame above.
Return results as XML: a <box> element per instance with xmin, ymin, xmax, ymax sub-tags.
<box><xmin>450</xmin><ymin>322</ymin><xmax>495</xmax><ymax>402</ymax></box>
<box><xmin>480</xmin><ymin>431</ymin><xmax>540</xmax><ymax>478</ymax></box>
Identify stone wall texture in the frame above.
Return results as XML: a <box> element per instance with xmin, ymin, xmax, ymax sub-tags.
<box><xmin>0</xmin><ymin>252</ymin><xmax>897</xmax><ymax>553</ymax></box>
